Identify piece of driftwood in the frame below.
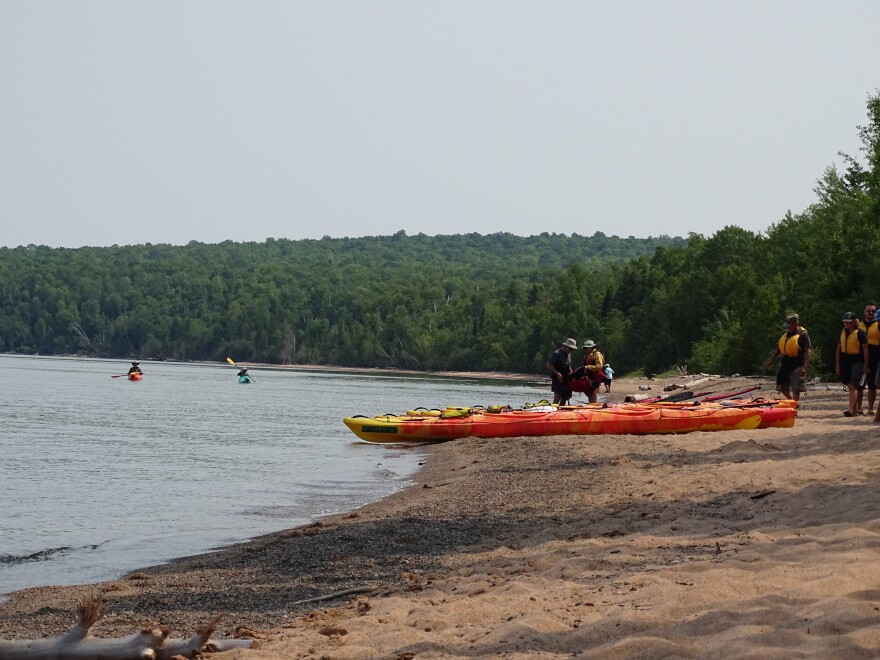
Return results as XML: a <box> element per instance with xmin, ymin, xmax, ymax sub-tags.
<box><xmin>624</xmin><ymin>393</ymin><xmax>656</xmax><ymax>403</ymax></box>
<box><xmin>0</xmin><ymin>596</ymin><xmax>256</xmax><ymax>660</ymax></box>
<box><xmin>682</xmin><ymin>376</ymin><xmax>714</xmax><ymax>389</ymax></box>
<box><xmin>289</xmin><ymin>586</ymin><xmax>377</xmax><ymax>606</ymax></box>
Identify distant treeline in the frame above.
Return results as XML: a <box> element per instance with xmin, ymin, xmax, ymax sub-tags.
<box><xmin>1</xmin><ymin>92</ymin><xmax>878</xmax><ymax>379</ymax></box>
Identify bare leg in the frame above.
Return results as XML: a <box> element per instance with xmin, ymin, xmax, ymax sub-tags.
<box><xmin>848</xmin><ymin>385</ymin><xmax>860</xmax><ymax>416</ymax></box>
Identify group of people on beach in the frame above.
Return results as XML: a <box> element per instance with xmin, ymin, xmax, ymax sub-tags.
<box><xmin>549</xmin><ymin>303</ymin><xmax>880</xmax><ymax>420</ymax></box>
<box><xmin>546</xmin><ymin>338</ymin><xmax>613</xmax><ymax>406</ymax></box>
<box><xmin>764</xmin><ymin>305</ymin><xmax>880</xmax><ymax>420</ymax></box>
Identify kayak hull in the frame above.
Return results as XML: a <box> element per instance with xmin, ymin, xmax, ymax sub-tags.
<box><xmin>344</xmin><ymin>405</ymin><xmax>764</xmax><ymax>444</ymax></box>
<box><xmin>238</xmin><ymin>375</ymin><xmax>254</xmax><ymax>384</ymax></box>
<box><xmin>128</xmin><ymin>372</ymin><xmax>142</xmax><ymax>381</ymax></box>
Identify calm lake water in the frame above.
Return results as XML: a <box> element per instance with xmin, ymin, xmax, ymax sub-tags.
<box><xmin>0</xmin><ymin>355</ymin><xmax>548</xmax><ymax>596</ymax></box>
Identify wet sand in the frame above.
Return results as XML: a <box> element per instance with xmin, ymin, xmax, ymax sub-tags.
<box><xmin>3</xmin><ymin>374</ymin><xmax>878</xmax><ymax>659</ymax></box>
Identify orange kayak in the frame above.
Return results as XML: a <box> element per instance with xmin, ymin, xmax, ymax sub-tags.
<box><xmin>343</xmin><ymin>405</ymin><xmax>763</xmax><ymax>444</ymax></box>
<box><xmin>128</xmin><ymin>372</ymin><xmax>143</xmax><ymax>381</ymax></box>
<box><xmin>403</xmin><ymin>398</ymin><xmax>798</xmax><ymax>430</ymax></box>
<box><xmin>642</xmin><ymin>398</ymin><xmax>798</xmax><ymax>428</ymax></box>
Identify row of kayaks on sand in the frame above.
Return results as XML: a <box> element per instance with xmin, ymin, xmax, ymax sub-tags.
<box><xmin>343</xmin><ymin>397</ymin><xmax>798</xmax><ymax>443</ymax></box>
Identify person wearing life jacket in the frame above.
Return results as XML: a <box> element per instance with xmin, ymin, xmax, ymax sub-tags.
<box><xmin>765</xmin><ymin>314</ymin><xmax>811</xmax><ymax>401</ymax></box>
<box><xmin>567</xmin><ymin>340</ymin><xmax>606</xmax><ymax>403</ymax></box>
<box><xmin>858</xmin><ymin>304</ymin><xmax>879</xmax><ymax>415</ymax></box>
<box><xmin>127</xmin><ymin>361</ymin><xmax>142</xmax><ymax>375</ymax></box>
<box><xmin>547</xmin><ymin>338</ymin><xmax>577</xmax><ymax>405</ymax></box>
<box><xmin>837</xmin><ymin>311</ymin><xmax>869</xmax><ymax>417</ymax></box>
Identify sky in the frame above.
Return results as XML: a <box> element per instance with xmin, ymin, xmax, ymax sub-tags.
<box><xmin>1</xmin><ymin>1</ymin><xmax>878</xmax><ymax>249</ymax></box>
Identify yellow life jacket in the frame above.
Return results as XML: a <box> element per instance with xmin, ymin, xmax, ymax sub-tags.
<box><xmin>778</xmin><ymin>327</ymin><xmax>805</xmax><ymax>358</ymax></box>
<box><xmin>859</xmin><ymin>320</ymin><xmax>880</xmax><ymax>347</ymax></box>
<box><xmin>839</xmin><ymin>328</ymin><xmax>863</xmax><ymax>355</ymax></box>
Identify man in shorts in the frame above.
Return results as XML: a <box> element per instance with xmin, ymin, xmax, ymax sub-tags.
<box><xmin>765</xmin><ymin>314</ymin><xmax>810</xmax><ymax>401</ymax></box>
<box><xmin>858</xmin><ymin>304</ymin><xmax>879</xmax><ymax>415</ymax></box>
<box><xmin>837</xmin><ymin>312</ymin><xmax>869</xmax><ymax>417</ymax></box>
<box><xmin>547</xmin><ymin>338</ymin><xmax>577</xmax><ymax>406</ymax></box>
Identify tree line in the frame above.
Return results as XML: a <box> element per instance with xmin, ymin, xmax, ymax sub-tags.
<box><xmin>1</xmin><ymin>91</ymin><xmax>878</xmax><ymax>380</ymax></box>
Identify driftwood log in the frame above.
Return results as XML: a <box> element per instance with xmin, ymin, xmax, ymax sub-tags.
<box><xmin>0</xmin><ymin>595</ymin><xmax>256</xmax><ymax>659</ymax></box>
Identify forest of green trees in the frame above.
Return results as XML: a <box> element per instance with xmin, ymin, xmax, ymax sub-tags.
<box><xmin>1</xmin><ymin>92</ymin><xmax>878</xmax><ymax>380</ymax></box>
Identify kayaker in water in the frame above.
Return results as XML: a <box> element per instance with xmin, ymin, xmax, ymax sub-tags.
<box><xmin>127</xmin><ymin>361</ymin><xmax>142</xmax><ymax>375</ymax></box>
<box><xmin>765</xmin><ymin>313</ymin><xmax>810</xmax><ymax>402</ymax></box>
<box><xmin>237</xmin><ymin>368</ymin><xmax>249</xmax><ymax>378</ymax></box>
<box><xmin>547</xmin><ymin>338</ymin><xmax>577</xmax><ymax>406</ymax></box>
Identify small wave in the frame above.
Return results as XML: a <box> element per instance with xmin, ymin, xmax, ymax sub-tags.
<box><xmin>0</xmin><ymin>540</ymin><xmax>110</xmax><ymax>565</ymax></box>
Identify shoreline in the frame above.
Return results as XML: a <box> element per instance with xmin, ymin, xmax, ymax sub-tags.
<box><xmin>5</xmin><ymin>375</ymin><xmax>874</xmax><ymax>657</ymax></box>
<box><xmin>5</xmin><ymin>352</ymin><xmax>550</xmax><ymax>385</ymax></box>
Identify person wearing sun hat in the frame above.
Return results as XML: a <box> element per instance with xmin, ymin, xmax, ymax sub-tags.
<box><xmin>837</xmin><ymin>311</ymin><xmax>869</xmax><ymax>417</ymax></box>
<box><xmin>765</xmin><ymin>313</ymin><xmax>810</xmax><ymax>401</ymax></box>
<box><xmin>567</xmin><ymin>340</ymin><xmax>607</xmax><ymax>403</ymax></box>
<box><xmin>547</xmin><ymin>338</ymin><xmax>577</xmax><ymax>405</ymax></box>
<box><xmin>127</xmin><ymin>360</ymin><xmax>142</xmax><ymax>376</ymax></box>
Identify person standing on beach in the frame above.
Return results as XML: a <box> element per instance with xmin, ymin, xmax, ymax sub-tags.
<box><xmin>837</xmin><ymin>311</ymin><xmax>869</xmax><ymax>417</ymax></box>
<box><xmin>547</xmin><ymin>338</ymin><xmax>577</xmax><ymax>405</ymax></box>
<box><xmin>603</xmin><ymin>364</ymin><xmax>614</xmax><ymax>392</ymax></box>
<box><xmin>765</xmin><ymin>313</ymin><xmax>811</xmax><ymax>401</ymax></box>
<box><xmin>858</xmin><ymin>304</ymin><xmax>879</xmax><ymax>415</ymax></box>
<box><xmin>567</xmin><ymin>339</ymin><xmax>606</xmax><ymax>403</ymax></box>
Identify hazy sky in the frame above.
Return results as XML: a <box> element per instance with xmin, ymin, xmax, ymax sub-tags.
<box><xmin>1</xmin><ymin>1</ymin><xmax>877</xmax><ymax>249</ymax></box>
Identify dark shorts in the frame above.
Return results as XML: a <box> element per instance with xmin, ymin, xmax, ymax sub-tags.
<box><xmin>551</xmin><ymin>377</ymin><xmax>572</xmax><ymax>402</ymax></box>
<box><xmin>867</xmin><ymin>346</ymin><xmax>879</xmax><ymax>390</ymax></box>
<box><xmin>776</xmin><ymin>362</ymin><xmax>805</xmax><ymax>393</ymax></box>
<box><xmin>839</xmin><ymin>357</ymin><xmax>864</xmax><ymax>387</ymax></box>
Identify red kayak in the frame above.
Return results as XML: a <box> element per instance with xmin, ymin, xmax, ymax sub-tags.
<box><xmin>128</xmin><ymin>372</ymin><xmax>143</xmax><ymax>381</ymax></box>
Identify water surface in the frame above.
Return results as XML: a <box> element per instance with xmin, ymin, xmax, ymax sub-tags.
<box><xmin>0</xmin><ymin>355</ymin><xmax>547</xmax><ymax>594</ymax></box>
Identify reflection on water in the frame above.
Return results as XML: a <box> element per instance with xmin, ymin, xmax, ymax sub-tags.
<box><xmin>0</xmin><ymin>355</ymin><xmax>548</xmax><ymax>594</ymax></box>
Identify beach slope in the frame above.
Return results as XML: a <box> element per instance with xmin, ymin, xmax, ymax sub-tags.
<box><xmin>3</xmin><ymin>377</ymin><xmax>879</xmax><ymax>658</ymax></box>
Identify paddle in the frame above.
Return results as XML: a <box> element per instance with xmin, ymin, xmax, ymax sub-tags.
<box><xmin>226</xmin><ymin>356</ymin><xmax>256</xmax><ymax>382</ymax></box>
<box><xmin>112</xmin><ymin>371</ymin><xmax>144</xmax><ymax>378</ymax></box>
<box><xmin>663</xmin><ymin>390</ymin><xmax>695</xmax><ymax>403</ymax></box>
<box><xmin>701</xmin><ymin>385</ymin><xmax>761</xmax><ymax>402</ymax></box>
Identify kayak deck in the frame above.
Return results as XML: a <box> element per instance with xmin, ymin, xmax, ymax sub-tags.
<box><xmin>343</xmin><ymin>401</ymin><xmax>795</xmax><ymax>443</ymax></box>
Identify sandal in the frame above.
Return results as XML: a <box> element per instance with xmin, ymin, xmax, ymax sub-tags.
<box><xmin>844</xmin><ymin>410</ymin><xmax>854</xmax><ymax>417</ymax></box>
<box><xmin>857</xmin><ymin>410</ymin><xmax>865</xmax><ymax>416</ymax></box>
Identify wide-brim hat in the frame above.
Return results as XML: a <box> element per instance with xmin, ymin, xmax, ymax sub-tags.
<box><xmin>582</xmin><ymin>340</ymin><xmax>597</xmax><ymax>349</ymax></box>
<box><xmin>562</xmin><ymin>338</ymin><xmax>577</xmax><ymax>350</ymax></box>
<box><xmin>132</xmin><ymin>361</ymin><xmax>140</xmax><ymax>365</ymax></box>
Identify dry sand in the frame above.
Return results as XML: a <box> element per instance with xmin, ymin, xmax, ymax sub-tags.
<box><xmin>3</xmin><ymin>374</ymin><xmax>880</xmax><ymax>659</ymax></box>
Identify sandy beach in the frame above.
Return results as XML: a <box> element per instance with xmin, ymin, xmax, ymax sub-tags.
<box><xmin>3</xmin><ymin>373</ymin><xmax>880</xmax><ymax>658</ymax></box>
